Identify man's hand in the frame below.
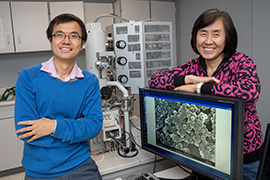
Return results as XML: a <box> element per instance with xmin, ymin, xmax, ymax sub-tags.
<box><xmin>16</xmin><ymin>118</ymin><xmax>55</xmax><ymax>142</ymax></box>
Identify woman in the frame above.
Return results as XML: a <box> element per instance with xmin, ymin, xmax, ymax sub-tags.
<box><xmin>149</xmin><ymin>9</ymin><xmax>263</xmax><ymax>180</ymax></box>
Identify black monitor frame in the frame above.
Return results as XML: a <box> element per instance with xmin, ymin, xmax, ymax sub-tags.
<box><xmin>139</xmin><ymin>88</ymin><xmax>244</xmax><ymax>180</ymax></box>
<box><xmin>257</xmin><ymin>123</ymin><xmax>270</xmax><ymax>180</ymax></box>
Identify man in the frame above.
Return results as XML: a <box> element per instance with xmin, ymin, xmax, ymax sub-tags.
<box><xmin>15</xmin><ymin>13</ymin><xmax>103</xmax><ymax>180</ymax></box>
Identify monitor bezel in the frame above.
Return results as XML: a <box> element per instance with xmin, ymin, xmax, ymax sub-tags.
<box><xmin>256</xmin><ymin>123</ymin><xmax>270</xmax><ymax>180</ymax></box>
<box><xmin>139</xmin><ymin>88</ymin><xmax>244</xmax><ymax>180</ymax></box>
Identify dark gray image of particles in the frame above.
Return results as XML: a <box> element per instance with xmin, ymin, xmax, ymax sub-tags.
<box><xmin>155</xmin><ymin>98</ymin><xmax>216</xmax><ymax>165</ymax></box>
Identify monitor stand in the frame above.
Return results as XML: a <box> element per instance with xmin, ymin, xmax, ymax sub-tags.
<box><xmin>154</xmin><ymin>166</ymin><xmax>191</xmax><ymax>179</ymax></box>
<box><xmin>154</xmin><ymin>166</ymin><xmax>214</xmax><ymax>180</ymax></box>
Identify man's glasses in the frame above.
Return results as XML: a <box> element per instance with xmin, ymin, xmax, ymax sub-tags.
<box><xmin>52</xmin><ymin>32</ymin><xmax>82</xmax><ymax>41</ymax></box>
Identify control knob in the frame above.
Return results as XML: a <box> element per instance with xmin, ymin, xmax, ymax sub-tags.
<box><xmin>118</xmin><ymin>75</ymin><xmax>128</xmax><ymax>84</ymax></box>
<box><xmin>117</xmin><ymin>57</ymin><xmax>127</xmax><ymax>65</ymax></box>
<box><xmin>116</xmin><ymin>40</ymin><xmax>126</xmax><ymax>49</ymax></box>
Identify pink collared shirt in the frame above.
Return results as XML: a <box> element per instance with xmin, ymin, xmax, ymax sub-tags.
<box><xmin>40</xmin><ymin>56</ymin><xmax>84</xmax><ymax>82</ymax></box>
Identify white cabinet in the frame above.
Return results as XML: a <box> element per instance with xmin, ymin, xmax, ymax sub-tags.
<box><xmin>0</xmin><ymin>2</ymin><xmax>51</xmax><ymax>54</ymax></box>
<box><xmin>11</xmin><ymin>2</ymin><xmax>50</xmax><ymax>53</ymax></box>
<box><xmin>0</xmin><ymin>2</ymin><xmax>15</xmax><ymax>53</ymax></box>
<box><xmin>113</xmin><ymin>0</ymin><xmax>150</xmax><ymax>23</ymax></box>
<box><xmin>49</xmin><ymin>1</ymin><xmax>84</xmax><ymax>22</ymax></box>
<box><xmin>84</xmin><ymin>3</ymin><xmax>113</xmax><ymax>31</ymax></box>
<box><xmin>0</xmin><ymin>101</ymin><xmax>23</xmax><ymax>172</ymax></box>
<box><xmin>0</xmin><ymin>1</ymin><xmax>118</xmax><ymax>54</ymax></box>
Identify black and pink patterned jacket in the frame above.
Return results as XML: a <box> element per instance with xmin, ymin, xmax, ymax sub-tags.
<box><xmin>149</xmin><ymin>51</ymin><xmax>263</xmax><ymax>162</ymax></box>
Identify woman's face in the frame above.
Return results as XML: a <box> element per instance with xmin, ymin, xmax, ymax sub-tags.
<box><xmin>196</xmin><ymin>19</ymin><xmax>226</xmax><ymax>62</ymax></box>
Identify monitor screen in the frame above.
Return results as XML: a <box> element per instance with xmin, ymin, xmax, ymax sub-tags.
<box><xmin>139</xmin><ymin>88</ymin><xmax>244</xmax><ymax>180</ymax></box>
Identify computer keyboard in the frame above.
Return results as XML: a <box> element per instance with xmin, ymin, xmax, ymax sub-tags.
<box><xmin>134</xmin><ymin>172</ymin><xmax>160</xmax><ymax>180</ymax></box>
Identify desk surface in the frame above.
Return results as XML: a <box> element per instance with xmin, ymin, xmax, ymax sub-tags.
<box><xmin>92</xmin><ymin>148</ymin><xmax>157</xmax><ymax>175</ymax></box>
<box><xmin>92</xmin><ymin>149</ymin><xmax>191</xmax><ymax>180</ymax></box>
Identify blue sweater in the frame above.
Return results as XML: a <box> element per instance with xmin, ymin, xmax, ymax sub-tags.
<box><xmin>15</xmin><ymin>64</ymin><xmax>103</xmax><ymax>177</ymax></box>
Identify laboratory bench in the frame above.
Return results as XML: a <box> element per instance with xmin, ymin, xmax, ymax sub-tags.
<box><xmin>96</xmin><ymin>148</ymin><xmax>176</xmax><ymax>180</ymax></box>
<box><xmin>0</xmin><ymin>99</ymin><xmax>24</xmax><ymax>176</ymax></box>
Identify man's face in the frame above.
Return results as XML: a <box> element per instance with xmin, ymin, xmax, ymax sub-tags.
<box><xmin>50</xmin><ymin>21</ymin><xmax>84</xmax><ymax>63</ymax></box>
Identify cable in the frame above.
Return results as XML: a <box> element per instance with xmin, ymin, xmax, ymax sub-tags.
<box><xmin>130</xmin><ymin>118</ymin><xmax>140</xmax><ymax>131</ymax></box>
<box><xmin>176</xmin><ymin>164</ymin><xmax>192</xmax><ymax>175</ymax></box>
<box><xmin>110</xmin><ymin>131</ymin><xmax>139</xmax><ymax>158</ymax></box>
<box><xmin>142</xmin><ymin>18</ymin><xmax>159</xmax><ymax>22</ymax></box>
<box><xmin>91</xmin><ymin>151</ymin><xmax>109</xmax><ymax>156</ymax></box>
<box><xmin>0</xmin><ymin>86</ymin><xmax>15</xmax><ymax>101</ymax></box>
<box><xmin>153</xmin><ymin>155</ymin><xmax>157</xmax><ymax>173</ymax></box>
<box><xmin>117</xmin><ymin>146</ymin><xmax>138</xmax><ymax>158</ymax></box>
<box><xmin>122</xmin><ymin>130</ymin><xmax>131</xmax><ymax>141</ymax></box>
<box><xmin>94</xmin><ymin>13</ymin><xmax>129</xmax><ymax>23</ymax></box>
<box><xmin>126</xmin><ymin>130</ymin><xmax>141</xmax><ymax>148</ymax></box>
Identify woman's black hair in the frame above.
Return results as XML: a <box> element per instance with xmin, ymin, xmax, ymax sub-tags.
<box><xmin>46</xmin><ymin>13</ymin><xmax>87</xmax><ymax>43</ymax></box>
<box><xmin>191</xmin><ymin>9</ymin><xmax>238</xmax><ymax>59</ymax></box>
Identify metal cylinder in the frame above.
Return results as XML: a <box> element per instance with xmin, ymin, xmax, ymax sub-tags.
<box><xmin>85</xmin><ymin>22</ymin><xmax>106</xmax><ymax>87</ymax></box>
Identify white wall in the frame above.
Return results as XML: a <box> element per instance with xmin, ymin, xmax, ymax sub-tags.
<box><xmin>252</xmin><ymin>0</ymin><xmax>270</xmax><ymax>135</ymax></box>
<box><xmin>177</xmin><ymin>0</ymin><xmax>252</xmax><ymax>64</ymax></box>
<box><xmin>0</xmin><ymin>51</ymin><xmax>86</xmax><ymax>87</ymax></box>
<box><xmin>176</xmin><ymin>0</ymin><xmax>269</xmax><ymax>134</ymax></box>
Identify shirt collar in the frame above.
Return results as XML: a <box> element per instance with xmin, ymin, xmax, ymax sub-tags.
<box><xmin>40</xmin><ymin>56</ymin><xmax>84</xmax><ymax>82</ymax></box>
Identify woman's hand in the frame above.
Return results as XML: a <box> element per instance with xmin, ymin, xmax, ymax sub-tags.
<box><xmin>174</xmin><ymin>84</ymin><xmax>197</xmax><ymax>92</ymax></box>
<box><xmin>185</xmin><ymin>75</ymin><xmax>220</xmax><ymax>84</ymax></box>
<box><xmin>174</xmin><ymin>75</ymin><xmax>220</xmax><ymax>93</ymax></box>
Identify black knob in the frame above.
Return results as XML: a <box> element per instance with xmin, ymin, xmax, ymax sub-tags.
<box><xmin>116</xmin><ymin>40</ymin><xmax>126</xmax><ymax>49</ymax></box>
<box><xmin>118</xmin><ymin>75</ymin><xmax>128</xmax><ymax>84</ymax></box>
<box><xmin>117</xmin><ymin>57</ymin><xmax>127</xmax><ymax>65</ymax></box>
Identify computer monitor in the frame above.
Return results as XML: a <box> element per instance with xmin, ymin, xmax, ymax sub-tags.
<box><xmin>257</xmin><ymin>123</ymin><xmax>270</xmax><ymax>180</ymax></box>
<box><xmin>139</xmin><ymin>88</ymin><xmax>244</xmax><ymax>180</ymax></box>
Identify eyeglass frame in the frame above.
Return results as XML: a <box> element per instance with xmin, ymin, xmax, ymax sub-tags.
<box><xmin>51</xmin><ymin>31</ymin><xmax>82</xmax><ymax>41</ymax></box>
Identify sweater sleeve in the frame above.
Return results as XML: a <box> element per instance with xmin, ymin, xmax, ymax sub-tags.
<box><xmin>211</xmin><ymin>56</ymin><xmax>260</xmax><ymax>103</ymax></box>
<box><xmin>52</xmin><ymin>77</ymin><xmax>103</xmax><ymax>144</ymax></box>
<box><xmin>15</xmin><ymin>68</ymin><xmax>103</xmax><ymax>147</ymax></box>
<box><xmin>201</xmin><ymin>83</ymin><xmax>213</xmax><ymax>94</ymax></box>
<box><xmin>15</xmin><ymin>68</ymin><xmax>40</xmax><ymax>143</ymax></box>
<box><xmin>148</xmin><ymin>62</ymin><xmax>191</xmax><ymax>89</ymax></box>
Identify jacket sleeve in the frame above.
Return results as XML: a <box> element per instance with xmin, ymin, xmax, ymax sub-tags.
<box><xmin>148</xmin><ymin>62</ymin><xmax>191</xmax><ymax>89</ymax></box>
<box><xmin>211</xmin><ymin>56</ymin><xmax>260</xmax><ymax>103</ymax></box>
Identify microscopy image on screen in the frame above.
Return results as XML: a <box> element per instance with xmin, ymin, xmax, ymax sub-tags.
<box><xmin>155</xmin><ymin>98</ymin><xmax>216</xmax><ymax>166</ymax></box>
